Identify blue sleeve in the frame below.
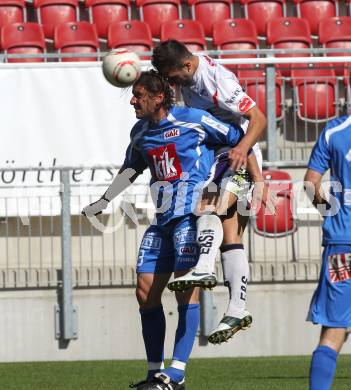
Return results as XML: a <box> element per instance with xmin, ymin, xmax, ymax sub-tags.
<box><xmin>308</xmin><ymin>128</ymin><xmax>330</xmax><ymax>175</ymax></box>
<box><xmin>198</xmin><ymin>111</ymin><xmax>244</xmax><ymax>147</ymax></box>
<box><xmin>122</xmin><ymin>126</ymin><xmax>148</xmax><ymax>174</ymax></box>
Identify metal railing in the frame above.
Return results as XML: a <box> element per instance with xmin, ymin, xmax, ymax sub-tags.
<box><xmin>0</xmin><ymin>165</ymin><xmax>323</xmax><ymax>289</ymax></box>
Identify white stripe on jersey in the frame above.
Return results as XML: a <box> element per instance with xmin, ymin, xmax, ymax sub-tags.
<box><xmin>325</xmin><ymin>115</ymin><xmax>351</xmax><ymax>145</ymax></box>
<box><xmin>167</xmin><ymin>112</ymin><xmax>206</xmax><ymax>144</ymax></box>
<box><xmin>201</xmin><ymin>114</ymin><xmax>229</xmax><ymax>135</ymax></box>
<box><xmin>196</xmin><ymin>145</ymin><xmax>201</xmax><ymax>169</ymax></box>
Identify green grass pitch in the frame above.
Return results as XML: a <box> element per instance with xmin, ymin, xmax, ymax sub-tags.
<box><xmin>0</xmin><ymin>355</ymin><xmax>350</xmax><ymax>389</ymax></box>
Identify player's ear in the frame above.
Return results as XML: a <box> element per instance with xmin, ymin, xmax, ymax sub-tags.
<box><xmin>183</xmin><ymin>60</ymin><xmax>192</xmax><ymax>72</ymax></box>
<box><xmin>155</xmin><ymin>92</ymin><xmax>165</xmax><ymax>105</ymax></box>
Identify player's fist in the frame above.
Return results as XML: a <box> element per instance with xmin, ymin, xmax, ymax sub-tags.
<box><xmin>82</xmin><ymin>198</ymin><xmax>109</xmax><ymax>217</ymax></box>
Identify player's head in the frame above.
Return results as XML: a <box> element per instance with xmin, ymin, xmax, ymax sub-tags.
<box><xmin>131</xmin><ymin>70</ymin><xmax>174</xmax><ymax>120</ymax></box>
<box><xmin>152</xmin><ymin>40</ymin><xmax>197</xmax><ymax>87</ymax></box>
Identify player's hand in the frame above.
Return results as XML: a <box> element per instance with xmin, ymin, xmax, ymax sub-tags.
<box><xmin>82</xmin><ymin>198</ymin><xmax>109</xmax><ymax>217</ymax></box>
<box><xmin>228</xmin><ymin>145</ymin><xmax>248</xmax><ymax>171</ymax></box>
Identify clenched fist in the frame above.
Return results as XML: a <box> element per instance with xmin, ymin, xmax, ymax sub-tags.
<box><xmin>82</xmin><ymin>197</ymin><xmax>109</xmax><ymax>217</ymax></box>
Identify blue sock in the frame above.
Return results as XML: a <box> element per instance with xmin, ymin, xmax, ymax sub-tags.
<box><xmin>310</xmin><ymin>345</ymin><xmax>338</xmax><ymax>390</ymax></box>
<box><xmin>164</xmin><ymin>303</ymin><xmax>200</xmax><ymax>383</ymax></box>
<box><xmin>140</xmin><ymin>305</ymin><xmax>166</xmax><ymax>380</ymax></box>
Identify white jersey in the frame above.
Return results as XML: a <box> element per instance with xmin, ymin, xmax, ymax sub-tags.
<box><xmin>181</xmin><ymin>54</ymin><xmax>262</xmax><ymax>166</ymax></box>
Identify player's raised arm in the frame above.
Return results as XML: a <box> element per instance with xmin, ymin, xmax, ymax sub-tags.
<box><xmin>81</xmin><ymin>166</ymin><xmax>139</xmax><ymax>217</ymax></box>
<box><xmin>82</xmin><ymin>128</ymin><xmax>147</xmax><ymax>217</ymax></box>
<box><xmin>215</xmin><ymin>72</ymin><xmax>267</xmax><ymax>170</ymax></box>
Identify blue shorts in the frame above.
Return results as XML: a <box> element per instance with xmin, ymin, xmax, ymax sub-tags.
<box><xmin>136</xmin><ymin>214</ymin><xmax>199</xmax><ymax>274</ymax></box>
<box><xmin>307</xmin><ymin>244</ymin><xmax>351</xmax><ymax>327</ymax></box>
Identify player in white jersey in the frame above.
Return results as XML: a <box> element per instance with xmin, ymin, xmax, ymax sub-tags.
<box><xmin>152</xmin><ymin>40</ymin><xmax>267</xmax><ymax>344</ymax></box>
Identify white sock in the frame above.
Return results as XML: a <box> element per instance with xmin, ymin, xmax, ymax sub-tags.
<box><xmin>194</xmin><ymin>214</ymin><xmax>223</xmax><ymax>274</ymax></box>
<box><xmin>221</xmin><ymin>244</ymin><xmax>249</xmax><ymax>318</ymax></box>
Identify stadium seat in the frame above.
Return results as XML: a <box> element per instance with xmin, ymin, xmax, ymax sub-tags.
<box><xmin>188</xmin><ymin>0</ymin><xmax>233</xmax><ymax>38</ymax></box>
<box><xmin>34</xmin><ymin>0</ymin><xmax>79</xmax><ymax>40</ymax></box>
<box><xmin>266</xmin><ymin>17</ymin><xmax>312</xmax><ymax>77</ymax></box>
<box><xmin>137</xmin><ymin>0</ymin><xmax>181</xmax><ymax>39</ymax></box>
<box><xmin>86</xmin><ymin>0</ymin><xmax>130</xmax><ymax>40</ymax></box>
<box><xmin>237</xmin><ymin>66</ymin><xmax>283</xmax><ymax>119</ymax></box>
<box><xmin>291</xmin><ymin>63</ymin><xmax>337</xmax><ymax>122</ymax></box>
<box><xmin>319</xmin><ymin>17</ymin><xmax>351</xmax><ymax>76</ymax></box>
<box><xmin>0</xmin><ymin>0</ymin><xmax>26</xmax><ymax>29</ymax></box>
<box><xmin>1</xmin><ymin>22</ymin><xmax>46</xmax><ymax>62</ymax></box>
<box><xmin>160</xmin><ymin>20</ymin><xmax>206</xmax><ymax>52</ymax></box>
<box><xmin>54</xmin><ymin>21</ymin><xmax>99</xmax><ymax>61</ymax></box>
<box><xmin>294</xmin><ymin>0</ymin><xmax>338</xmax><ymax>37</ymax></box>
<box><xmin>240</xmin><ymin>0</ymin><xmax>286</xmax><ymax>39</ymax></box>
<box><xmin>213</xmin><ymin>19</ymin><xmax>258</xmax><ymax>71</ymax></box>
<box><xmin>107</xmin><ymin>20</ymin><xmax>152</xmax><ymax>58</ymax></box>
<box><xmin>253</xmin><ymin>170</ymin><xmax>297</xmax><ymax>245</ymax></box>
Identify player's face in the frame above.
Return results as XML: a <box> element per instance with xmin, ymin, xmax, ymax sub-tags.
<box><xmin>130</xmin><ymin>85</ymin><xmax>161</xmax><ymax>119</ymax></box>
<box><xmin>163</xmin><ymin>63</ymin><xmax>193</xmax><ymax>87</ymax></box>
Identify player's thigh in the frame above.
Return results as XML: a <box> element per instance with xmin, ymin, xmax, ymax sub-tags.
<box><xmin>221</xmin><ymin>204</ymin><xmax>249</xmax><ymax>245</ymax></box>
<box><xmin>173</xmin><ymin>214</ymin><xmax>199</xmax><ymax>273</ymax></box>
<box><xmin>196</xmin><ymin>187</ymin><xmax>238</xmax><ymax>216</ymax></box>
<box><xmin>136</xmin><ymin>272</ymin><xmax>172</xmax><ymax>309</ymax></box>
<box><xmin>136</xmin><ymin>224</ymin><xmax>174</xmax><ymax>308</ymax></box>
<box><xmin>172</xmin><ymin>215</ymin><xmax>200</xmax><ymax>305</ymax></box>
<box><xmin>319</xmin><ymin>326</ymin><xmax>347</xmax><ymax>353</ymax></box>
<box><xmin>196</xmin><ymin>185</ymin><xmax>220</xmax><ymax>215</ymax></box>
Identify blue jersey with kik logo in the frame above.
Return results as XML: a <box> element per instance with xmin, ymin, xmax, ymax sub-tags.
<box><xmin>308</xmin><ymin>115</ymin><xmax>351</xmax><ymax>245</ymax></box>
<box><xmin>123</xmin><ymin>105</ymin><xmax>244</xmax><ymax>225</ymax></box>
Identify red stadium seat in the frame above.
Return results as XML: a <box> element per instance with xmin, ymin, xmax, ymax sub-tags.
<box><xmin>240</xmin><ymin>0</ymin><xmax>286</xmax><ymax>38</ymax></box>
<box><xmin>137</xmin><ymin>0</ymin><xmax>181</xmax><ymax>39</ymax></box>
<box><xmin>266</xmin><ymin>17</ymin><xmax>312</xmax><ymax>77</ymax></box>
<box><xmin>188</xmin><ymin>0</ymin><xmax>233</xmax><ymax>38</ymax></box>
<box><xmin>34</xmin><ymin>0</ymin><xmax>79</xmax><ymax>40</ymax></box>
<box><xmin>291</xmin><ymin>63</ymin><xmax>337</xmax><ymax>122</ymax></box>
<box><xmin>0</xmin><ymin>0</ymin><xmax>26</xmax><ymax>29</ymax></box>
<box><xmin>1</xmin><ymin>22</ymin><xmax>46</xmax><ymax>62</ymax></box>
<box><xmin>237</xmin><ymin>66</ymin><xmax>283</xmax><ymax>119</ymax></box>
<box><xmin>319</xmin><ymin>17</ymin><xmax>351</xmax><ymax>76</ymax></box>
<box><xmin>86</xmin><ymin>0</ymin><xmax>130</xmax><ymax>40</ymax></box>
<box><xmin>254</xmin><ymin>170</ymin><xmax>296</xmax><ymax>239</ymax></box>
<box><xmin>161</xmin><ymin>20</ymin><xmax>206</xmax><ymax>52</ymax></box>
<box><xmin>54</xmin><ymin>21</ymin><xmax>99</xmax><ymax>61</ymax></box>
<box><xmin>107</xmin><ymin>20</ymin><xmax>152</xmax><ymax>58</ymax></box>
<box><xmin>294</xmin><ymin>0</ymin><xmax>337</xmax><ymax>37</ymax></box>
<box><xmin>213</xmin><ymin>19</ymin><xmax>258</xmax><ymax>71</ymax></box>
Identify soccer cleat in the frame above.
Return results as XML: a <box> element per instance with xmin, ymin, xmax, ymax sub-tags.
<box><xmin>208</xmin><ymin>311</ymin><xmax>253</xmax><ymax>344</ymax></box>
<box><xmin>142</xmin><ymin>373</ymin><xmax>185</xmax><ymax>390</ymax></box>
<box><xmin>167</xmin><ymin>270</ymin><xmax>217</xmax><ymax>292</ymax></box>
<box><xmin>129</xmin><ymin>379</ymin><xmax>152</xmax><ymax>389</ymax></box>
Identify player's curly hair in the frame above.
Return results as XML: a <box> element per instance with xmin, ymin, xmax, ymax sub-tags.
<box><xmin>134</xmin><ymin>70</ymin><xmax>175</xmax><ymax>110</ymax></box>
<box><xmin>152</xmin><ymin>40</ymin><xmax>192</xmax><ymax>74</ymax></box>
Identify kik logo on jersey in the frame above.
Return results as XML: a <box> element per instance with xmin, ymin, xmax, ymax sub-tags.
<box><xmin>147</xmin><ymin>143</ymin><xmax>183</xmax><ymax>181</ymax></box>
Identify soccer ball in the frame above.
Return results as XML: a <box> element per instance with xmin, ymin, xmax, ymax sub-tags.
<box><xmin>102</xmin><ymin>49</ymin><xmax>141</xmax><ymax>88</ymax></box>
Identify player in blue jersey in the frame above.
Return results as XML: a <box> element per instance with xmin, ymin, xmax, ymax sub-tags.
<box><xmin>83</xmin><ymin>71</ymin><xmax>263</xmax><ymax>390</ymax></box>
<box><xmin>304</xmin><ymin>114</ymin><xmax>351</xmax><ymax>390</ymax></box>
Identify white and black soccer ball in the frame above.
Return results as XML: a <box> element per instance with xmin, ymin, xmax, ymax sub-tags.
<box><xmin>102</xmin><ymin>49</ymin><xmax>141</xmax><ymax>88</ymax></box>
